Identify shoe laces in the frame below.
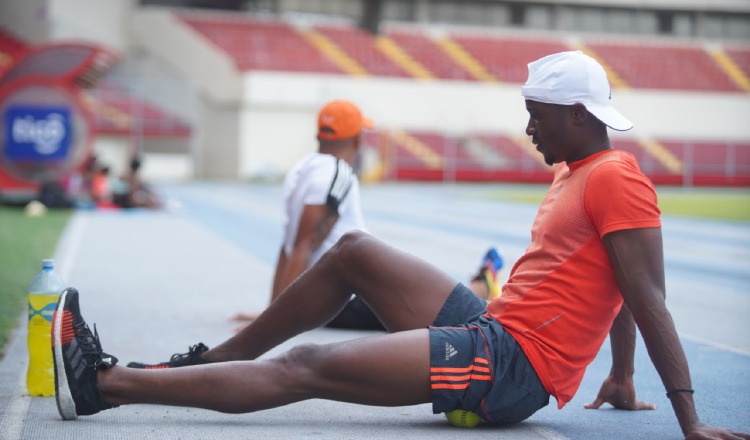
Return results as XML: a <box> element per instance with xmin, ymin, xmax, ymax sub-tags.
<box><xmin>75</xmin><ymin>322</ymin><xmax>106</xmax><ymax>368</ymax></box>
<box><xmin>170</xmin><ymin>343</ymin><xmax>208</xmax><ymax>364</ymax></box>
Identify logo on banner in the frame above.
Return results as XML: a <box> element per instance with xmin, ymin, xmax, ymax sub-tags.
<box><xmin>4</xmin><ymin>106</ymin><xmax>72</xmax><ymax>160</ymax></box>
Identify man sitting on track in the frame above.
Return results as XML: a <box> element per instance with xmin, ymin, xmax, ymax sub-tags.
<box><xmin>51</xmin><ymin>51</ymin><xmax>748</xmax><ymax>440</ymax></box>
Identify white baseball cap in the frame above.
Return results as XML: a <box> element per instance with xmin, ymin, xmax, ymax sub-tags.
<box><xmin>521</xmin><ymin>51</ymin><xmax>633</xmax><ymax>131</ymax></box>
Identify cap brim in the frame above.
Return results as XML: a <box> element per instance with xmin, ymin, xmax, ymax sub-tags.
<box><xmin>586</xmin><ymin>105</ymin><xmax>633</xmax><ymax>131</ymax></box>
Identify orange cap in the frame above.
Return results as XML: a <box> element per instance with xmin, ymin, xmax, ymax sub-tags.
<box><xmin>317</xmin><ymin>99</ymin><xmax>373</xmax><ymax>141</ymax></box>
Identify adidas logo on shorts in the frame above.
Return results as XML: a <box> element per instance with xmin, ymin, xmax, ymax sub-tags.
<box><xmin>445</xmin><ymin>343</ymin><xmax>458</xmax><ymax>360</ymax></box>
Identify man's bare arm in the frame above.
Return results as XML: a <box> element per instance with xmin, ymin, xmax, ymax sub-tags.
<box><xmin>270</xmin><ymin>246</ymin><xmax>288</xmax><ymax>302</ymax></box>
<box><xmin>276</xmin><ymin>203</ymin><xmax>339</xmax><ymax>296</ymax></box>
<box><xmin>600</xmin><ymin>227</ymin><xmax>748</xmax><ymax>439</ymax></box>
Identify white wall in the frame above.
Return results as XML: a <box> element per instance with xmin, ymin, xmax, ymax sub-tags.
<box><xmin>0</xmin><ymin>0</ymin><xmax>50</xmax><ymax>44</ymax></box>
<box><xmin>197</xmin><ymin>103</ymin><xmax>242</xmax><ymax>179</ymax></box>
<box><xmin>48</xmin><ymin>0</ymin><xmax>134</xmax><ymax>51</ymax></box>
<box><xmin>239</xmin><ymin>71</ymin><xmax>750</xmax><ymax>179</ymax></box>
<box><xmin>130</xmin><ymin>7</ymin><xmax>243</xmax><ymax>105</ymax></box>
<box><xmin>139</xmin><ymin>153</ymin><xmax>193</xmax><ymax>182</ymax></box>
<box><xmin>240</xmin><ymin>106</ymin><xmax>316</xmax><ymax>180</ymax></box>
<box><xmin>127</xmin><ymin>7</ymin><xmax>247</xmax><ymax>180</ymax></box>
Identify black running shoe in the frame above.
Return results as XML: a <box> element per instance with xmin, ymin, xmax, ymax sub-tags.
<box><xmin>126</xmin><ymin>343</ymin><xmax>210</xmax><ymax>369</ymax></box>
<box><xmin>52</xmin><ymin>288</ymin><xmax>118</xmax><ymax>420</ymax></box>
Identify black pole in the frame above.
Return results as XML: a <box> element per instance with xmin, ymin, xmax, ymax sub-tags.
<box><xmin>359</xmin><ymin>0</ymin><xmax>383</xmax><ymax>35</ymax></box>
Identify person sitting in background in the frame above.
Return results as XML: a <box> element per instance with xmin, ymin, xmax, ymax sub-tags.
<box><xmin>226</xmin><ymin>100</ymin><xmax>503</xmax><ymax>337</ymax></box>
<box><xmin>91</xmin><ymin>164</ymin><xmax>114</xmax><ymax>209</ymax></box>
<box><xmin>112</xmin><ymin>155</ymin><xmax>163</xmax><ymax>210</ymax></box>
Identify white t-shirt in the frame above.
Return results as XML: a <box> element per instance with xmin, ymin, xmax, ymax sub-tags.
<box><xmin>281</xmin><ymin>152</ymin><xmax>367</xmax><ymax>265</ymax></box>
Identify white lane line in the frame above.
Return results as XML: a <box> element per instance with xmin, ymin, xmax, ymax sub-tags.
<box><xmin>528</xmin><ymin>424</ymin><xmax>572</xmax><ymax>440</ymax></box>
<box><xmin>679</xmin><ymin>332</ymin><xmax>750</xmax><ymax>357</ymax></box>
<box><xmin>55</xmin><ymin>211</ymin><xmax>89</xmax><ymax>281</ymax></box>
<box><xmin>0</xmin><ymin>317</ymin><xmax>32</xmax><ymax>440</ymax></box>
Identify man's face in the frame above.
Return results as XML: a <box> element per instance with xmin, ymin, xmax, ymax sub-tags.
<box><xmin>524</xmin><ymin>100</ymin><xmax>570</xmax><ymax>166</ymax></box>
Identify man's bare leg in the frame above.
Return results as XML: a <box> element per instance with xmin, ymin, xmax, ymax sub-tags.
<box><xmin>204</xmin><ymin>231</ymin><xmax>458</xmax><ymax>362</ymax></box>
<box><xmin>101</xmin><ymin>328</ymin><xmax>432</xmax><ymax>412</ymax></box>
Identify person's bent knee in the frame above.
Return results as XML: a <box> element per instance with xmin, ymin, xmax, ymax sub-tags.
<box><xmin>325</xmin><ymin>230</ymin><xmax>373</xmax><ymax>267</ymax></box>
<box><xmin>333</xmin><ymin>230</ymin><xmax>371</xmax><ymax>252</ymax></box>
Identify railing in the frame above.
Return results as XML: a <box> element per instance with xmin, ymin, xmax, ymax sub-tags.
<box><xmin>366</xmin><ymin>132</ymin><xmax>750</xmax><ymax>187</ymax></box>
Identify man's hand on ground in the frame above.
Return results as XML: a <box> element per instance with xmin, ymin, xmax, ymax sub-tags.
<box><xmin>584</xmin><ymin>375</ymin><xmax>656</xmax><ymax>411</ymax></box>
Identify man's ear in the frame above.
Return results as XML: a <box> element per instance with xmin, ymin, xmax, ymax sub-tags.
<box><xmin>570</xmin><ymin>103</ymin><xmax>589</xmax><ymax>125</ymax></box>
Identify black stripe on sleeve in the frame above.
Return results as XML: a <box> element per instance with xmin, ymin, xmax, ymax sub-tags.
<box><xmin>326</xmin><ymin>159</ymin><xmax>354</xmax><ymax>210</ymax></box>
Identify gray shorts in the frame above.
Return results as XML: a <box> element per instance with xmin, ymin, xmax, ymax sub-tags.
<box><xmin>429</xmin><ymin>283</ymin><xmax>550</xmax><ymax>423</ymax></box>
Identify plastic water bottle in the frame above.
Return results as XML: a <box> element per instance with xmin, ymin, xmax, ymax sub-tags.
<box><xmin>27</xmin><ymin>259</ymin><xmax>65</xmax><ymax>396</ymax></box>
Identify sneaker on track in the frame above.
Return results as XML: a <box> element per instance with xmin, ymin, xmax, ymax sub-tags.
<box><xmin>126</xmin><ymin>343</ymin><xmax>210</xmax><ymax>369</ymax></box>
<box><xmin>52</xmin><ymin>287</ymin><xmax>118</xmax><ymax>420</ymax></box>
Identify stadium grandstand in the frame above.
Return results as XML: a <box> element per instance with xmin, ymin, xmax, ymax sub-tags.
<box><xmin>1</xmin><ymin>0</ymin><xmax>749</xmax><ymax>191</ymax></box>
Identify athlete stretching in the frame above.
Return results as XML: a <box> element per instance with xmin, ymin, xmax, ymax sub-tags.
<box><xmin>52</xmin><ymin>51</ymin><xmax>748</xmax><ymax>440</ymax></box>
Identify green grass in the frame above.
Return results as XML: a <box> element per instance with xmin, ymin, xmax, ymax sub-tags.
<box><xmin>490</xmin><ymin>186</ymin><xmax>750</xmax><ymax>222</ymax></box>
<box><xmin>0</xmin><ymin>206</ymin><xmax>71</xmax><ymax>359</ymax></box>
<box><xmin>654</xmin><ymin>189</ymin><xmax>750</xmax><ymax>222</ymax></box>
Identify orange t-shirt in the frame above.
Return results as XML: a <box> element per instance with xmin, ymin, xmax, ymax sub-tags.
<box><xmin>486</xmin><ymin>149</ymin><xmax>661</xmax><ymax>408</ymax></box>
